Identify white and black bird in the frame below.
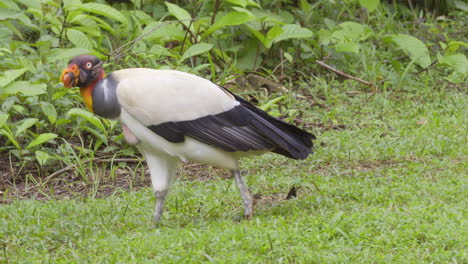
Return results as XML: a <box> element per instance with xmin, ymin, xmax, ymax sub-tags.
<box><xmin>61</xmin><ymin>55</ymin><xmax>316</xmax><ymax>221</ymax></box>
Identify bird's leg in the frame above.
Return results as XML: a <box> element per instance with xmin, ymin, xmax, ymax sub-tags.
<box><xmin>154</xmin><ymin>189</ymin><xmax>168</xmax><ymax>222</ymax></box>
<box><xmin>139</xmin><ymin>147</ymin><xmax>179</xmax><ymax>224</ymax></box>
<box><xmin>232</xmin><ymin>169</ymin><xmax>254</xmax><ymax>220</ymax></box>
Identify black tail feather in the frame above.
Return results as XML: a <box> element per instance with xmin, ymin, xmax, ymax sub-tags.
<box><xmin>219</xmin><ymin>85</ymin><xmax>316</xmax><ymax>160</ymax></box>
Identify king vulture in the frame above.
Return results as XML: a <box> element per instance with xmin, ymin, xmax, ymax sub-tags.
<box><xmin>61</xmin><ymin>55</ymin><xmax>316</xmax><ymax>222</ymax></box>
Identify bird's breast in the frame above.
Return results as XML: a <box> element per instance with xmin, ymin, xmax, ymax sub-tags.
<box><xmin>92</xmin><ymin>74</ymin><xmax>121</xmax><ymax>119</ymax></box>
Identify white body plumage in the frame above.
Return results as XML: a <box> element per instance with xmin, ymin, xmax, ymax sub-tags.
<box><xmin>113</xmin><ymin>69</ymin><xmax>241</xmax><ymax>191</ymax></box>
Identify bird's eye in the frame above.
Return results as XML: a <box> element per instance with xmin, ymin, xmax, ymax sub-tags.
<box><xmin>84</xmin><ymin>62</ymin><xmax>93</xmax><ymax>69</ymax></box>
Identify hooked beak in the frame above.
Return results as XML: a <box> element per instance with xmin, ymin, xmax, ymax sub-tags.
<box><xmin>60</xmin><ymin>64</ymin><xmax>80</xmax><ymax>88</ymax></box>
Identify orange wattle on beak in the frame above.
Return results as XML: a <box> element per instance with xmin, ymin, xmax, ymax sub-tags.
<box><xmin>60</xmin><ymin>64</ymin><xmax>80</xmax><ymax>88</ymax></box>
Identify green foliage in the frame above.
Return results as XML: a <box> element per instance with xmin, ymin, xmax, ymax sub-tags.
<box><xmin>0</xmin><ymin>0</ymin><xmax>466</xmax><ymax>181</ymax></box>
<box><xmin>0</xmin><ymin>1</ymin><xmax>465</xmax><ymax>261</ymax></box>
<box><xmin>1</xmin><ymin>80</ymin><xmax>466</xmax><ymax>262</ymax></box>
<box><xmin>181</xmin><ymin>43</ymin><xmax>213</xmax><ymax>61</ymax></box>
<box><xmin>384</xmin><ymin>34</ymin><xmax>432</xmax><ymax>68</ymax></box>
<box><xmin>26</xmin><ymin>133</ymin><xmax>58</xmax><ymax>150</ymax></box>
<box><xmin>359</xmin><ymin>0</ymin><xmax>381</xmax><ymax>12</ymax></box>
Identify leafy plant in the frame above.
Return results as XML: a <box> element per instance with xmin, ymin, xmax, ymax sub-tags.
<box><xmin>0</xmin><ymin>0</ymin><xmax>465</xmax><ymax>179</ymax></box>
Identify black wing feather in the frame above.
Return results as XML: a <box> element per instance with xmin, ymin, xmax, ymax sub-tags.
<box><xmin>147</xmin><ymin>86</ymin><xmax>316</xmax><ymax>160</ymax></box>
<box><xmin>148</xmin><ymin>105</ymin><xmax>276</xmax><ymax>152</ymax></box>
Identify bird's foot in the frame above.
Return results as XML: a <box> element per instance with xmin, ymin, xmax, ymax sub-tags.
<box><xmin>153</xmin><ymin>190</ymin><xmax>168</xmax><ymax>223</ymax></box>
<box><xmin>244</xmin><ymin>204</ymin><xmax>254</xmax><ymax>220</ymax></box>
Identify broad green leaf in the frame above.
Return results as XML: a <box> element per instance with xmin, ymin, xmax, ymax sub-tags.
<box><xmin>2</xmin><ymin>81</ymin><xmax>47</xmax><ymax>96</ymax></box>
<box><xmin>63</xmin><ymin>0</ymin><xmax>82</xmax><ymax>9</ymax></box>
<box><xmin>336</xmin><ymin>22</ymin><xmax>370</xmax><ymax>41</ymax></box>
<box><xmin>439</xmin><ymin>54</ymin><xmax>467</xmax><ymax>74</ymax></box>
<box><xmin>225</xmin><ymin>0</ymin><xmax>260</xmax><ymax>7</ymax></box>
<box><xmin>0</xmin><ymin>8</ymin><xmax>22</xmax><ymax>20</ymax></box>
<box><xmin>15</xmin><ymin>118</ymin><xmax>38</xmax><ymax>137</ymax></box>
<box><xmin>245</xmin><ymin>25</ymin><xmax>265</xmax><ymax>44</ymax></box>
<box><xmin>70</xmin><ymin>14</ymin><xmax>115</xmax><ymax>35</ymax></box>
<box><xmin>0</xmin><ymin>128</ymin><xmax>20</xmax><ymax>150</ymax></box>
<box><xmin>445</xmin><ymin>71</ymin><xmax>465</xmax><ymax>84</ymax></box>
<box><xmin>237</xmin><ymin>39</ymin><xmax>260</xmax><ymax>70</ymax></box>
<box><xmin>249</xmin><ymin>9</ymin><xmax>291</xmax><ymax>24</ymax></box>
<box><xmin>26</xmin><ymin>133</ymin><xmax>58</xmax><ymax>150</ymax></box>
<box><xmin>132</xmin><ymin>10</ymin><xmax>155</xmax><ymax>25</ymax></box>
<box><xmin>181</xmin><ymin>43</ymin><xmax>214</xmax><ymax>61</ymax></box>
<box><xmin>165</xmin><ymin>2</ymin><xmax>192</xmax><ymax>28</ymax></box>
<box><xmin>231</xmin><ymin>7</ymin><xmax>255</xmax><ymax>17</ymax></box>
<box><xmin>324</xmin><ymin>18</ymin><xmax>336</xmax><ymax>30</ymax></box>
<box><xmin>272</xmin><ymin>24</ymin><xmax>313</xmax><ymax>43</ymax></box>
<box><xmin>336</xmin><ymin>42</ymin><xmax>360</xmax><ymax>53</ymax></box>
<box><xmin>386</xmin><ymin>34</ymin><xmax>431</xmax><ymax>68</ymax></box>
<box><xmin>77</xmin><ymin>3</ymin><xmax>127</xmax><ymax>24</ymax></box>
<box><xmin>47</xmin><ymin>48</ymin><xmax>91</xmax><ymax>62</ymax></box>
<box><xmin>40</xmin><ymin>102</ymin><xmax>57</xmax><ymax>124</ymax></box>
<box><xmin>35</xmin><ymin>150</ymin><xmax>50</xmax><ymax>166</ymax></box>
<box><xmin>67</xmin><ymin>29</ymin><xmax>93</xmax><ymax>49</ymax></box>
<box><xmin>91</xmin><ymin>16</ymin><xmax>117</xmax><ymax>34</ymax></box>
<box><xmin>284</xmin><ymin>52</ymin><xmax>293</xmax><ymax>63</ymax></box>
<box><xmin>12</xmin><ymin>105</ymin><xmax>25</xmax><ymax>114</ymax></box>
<box><xmin>17</xmin><ymin>12</ymin><xmax>38</xmax><ymax>30</ymax></box>
<box><xmin>2</xmin><ymin>21</ymin><xmax>23</xmax><ymax>39</ymax></box>
<box><xmin>453</xmin><ymin>0</ymin><xmax>468</xmax><ymax>12</ymax></box>
<box><xmin>0</xmin><ymin>0</ymin><xmax>21</xmax><ymax>10</ymax></box>
<box><xmin>67</xmin><ymin>108</ymin><xmax>106</xmax><ymax>133</ymax></box>
<box><xmin>204</xmin><ymin>12</ymin><xmax>256</xmax><ymax>37</ymax></box>
<box><xmin>225</xmin><ymin>0</ymin><xmax>249</xmax><ymax>7</ymax></box>
<box><xmin>330</xmin><ymin>22</ymin><xmax>371</xmax><ymax>54</ymax></box>
<box><xmin>15</xmin><ymin>0</ymin><xmax>42</xmax><ymax>9</ymax></box>
<box><xmin>446</xmin><ymin>41</ymin><xmax>468</xmax><ymax>55</ymax></box>
<box><xmin>264</xmin><ymin>25</ymin><xmax>283</xmax><ymax>47</ymax></box>
<box><xmin>300</xmin><ymin>0</ymin><xmax>311</xmax><ymax>11</ymax></box>
<box><xmin>0</xmin><ymin>113</ymin><xmax>8</xmax><ymax>127</ymax></box>
<box><xmin>149</xmin><ymin>45</ymin><xmax>173</xmax><ymax>57</ymax></box>
<box><xmin>72</xmin><ymin>25</ymin><xmax>103</xmax><ymax>38</ymax></box>
<box><xmin>358</xmin><ymin>0</ymin><xmax>380</xmax><ymax>12</ymax></box>
<box><xmin>82</xmin><ymin>126</ymin><xmax>108</xmax><ymax>146</ymax></box>
<box><xmin>143</xmin><ymin>21</ymin><xmax>186</xmax><ymax>41</ymax></box>
<box><xmin>0</xmin><ymin>28</ymin><xmax>13</xmax><ymax>45</ymax></box>
<box><xmin>0</xmin><ymin>68</ymin><xmax>28</xmax><ymax>87</ymax></box>
<box><xmin>248</xmin><ymin>0</ymin><xmax>262</xmax><ymax>8</ymax></box>
<box><xmin>318</xmin><ymin>28</ymin><xmax>332</xmax><ymax>46</ymax></box>
<box><xmin>70</xmin><ymin>14</ymin><xmax>98</xmax><ymax>30</ymax></box>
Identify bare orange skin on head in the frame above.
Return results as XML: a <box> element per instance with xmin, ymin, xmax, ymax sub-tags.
<box><xmin>61</xmin><ymin>64</ymin><xmax>106</xmax><ymax>113</ymax></box>
<box><xmin>60</xmin><ymin>64</ymin><xmax>80</xmax><ymax>88</ymax></box>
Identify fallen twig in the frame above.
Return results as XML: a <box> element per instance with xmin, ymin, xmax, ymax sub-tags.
<box><xmin>417</xmin><ymin>59</ymin><xmax>438</xmax><ymax>74</ymax></box>
<box><xmin>316</xmin><ymin>60</ymin><xmax>374</xmax><ymax>87</ymax></box>
<box><xmin>45</xmin><ymin>158</ymin><xmax>143</xmax><ymax>183</ymax></box>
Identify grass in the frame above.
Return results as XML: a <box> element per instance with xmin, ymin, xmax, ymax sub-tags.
<box><xmin>1</xmin><ymin>74</ymin><xmax>466</xmax><ymax>263</ymax></box>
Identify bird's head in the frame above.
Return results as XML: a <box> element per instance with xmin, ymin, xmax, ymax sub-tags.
<box><xmin>60</xmin><ymin>55</ymin><xmax>105</xmax><ymax>88</ymax></box>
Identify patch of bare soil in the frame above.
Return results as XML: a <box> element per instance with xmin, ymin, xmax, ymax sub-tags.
<box><xmin>2</xmin><ymin>141</ymin><xmax>442</xmax><ymax>205</ymax></box>
<box><xmin>0</xmin><ymin>152</ymin><xmax>239</xmax><ymax>204</ymax></box>
<box><xmin>0</xmin><ymin>154</ymin><xmax>308</xmax><ymax>204</ymax></box>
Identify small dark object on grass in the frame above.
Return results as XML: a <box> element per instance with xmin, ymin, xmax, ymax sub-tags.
<box><xmin>286</xmin><ymin>186</ymin><xmax>298</xmax><ymax>200</ymax></box>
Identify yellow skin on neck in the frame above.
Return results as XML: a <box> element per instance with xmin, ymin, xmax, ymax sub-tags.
<box><xmin>80</xmin><ymin>86</ymin><xmax>94</xmax><ymax>112</ymax></box>
<box><xmin>79</xmin><ymin>72</ymin><xmax>106</xmax><ymax>113</ymax></box>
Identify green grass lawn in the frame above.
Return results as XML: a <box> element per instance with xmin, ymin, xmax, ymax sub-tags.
<box><xmin>1</xmin><ymin>80</ymin><xmax>466</xmax><ymax>263</ymax></box>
